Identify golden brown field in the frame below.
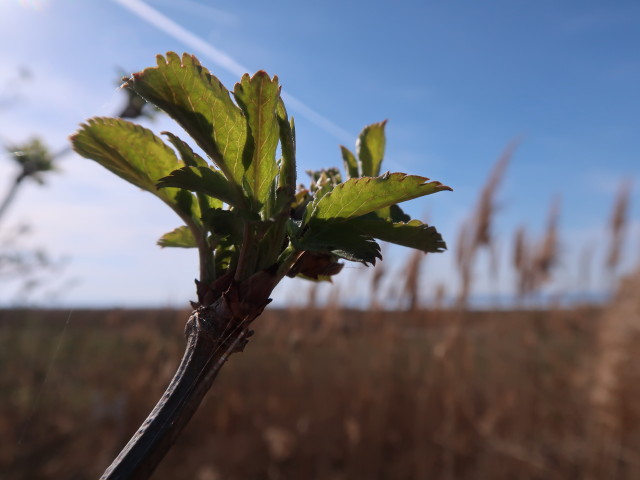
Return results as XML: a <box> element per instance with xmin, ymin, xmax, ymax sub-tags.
<box><xmin>2</xmin><ymin>151</ymin><xmax>639</xmax><ymax>479</ymax></box>
<box><xmin>2</xmin><ymin>273</ymin><xmax>640</xmax><ymax>480</ymax></box>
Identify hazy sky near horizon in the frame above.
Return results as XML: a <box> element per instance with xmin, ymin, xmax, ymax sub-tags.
<box><xmin>0</xmin><ymin>0</ymin><xmax>638</xmax><ymax>307</ymax></box>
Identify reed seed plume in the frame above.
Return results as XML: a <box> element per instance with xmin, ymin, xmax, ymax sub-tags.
<box><xmin>513</xmin><ymin>226</ymin><xmax>530</xmax><ymax>299</ymax></box>
<box><xmin>473</xmin><ymin>141</ymin><xmax>517</xmax><ymax>248</ymax></box>
<box><xmin>534</xmin><ymin>195</ymin><xmax>561</xmax><ymax>285</ymax></box>
<box><xmin>606</xmin><ymin>180</ymin><xmax>633</xmax><ymax>273</ymax></box>
<box><xmin>369</xmin><ymin>246</ymin><xmax>387</xmax><ymax>310</ymax></box>
<box><xmin>402</xmin><ymin>249</ymin><xmax>426</xmax><ymax>311</ymax></box>
<box><xmin>456</xmin><ymin>140</ymin><xmax>519</xmax><ymax>305</ymax></box>
<box><xmin>513</xmin><ymin>197</ymin><xmax>561</xmax><ymax>301</ymax></box>
<box><xmin>456</xmin><ymin>219</ymin><xmax>476</xmax><ymax>305</ymax></box>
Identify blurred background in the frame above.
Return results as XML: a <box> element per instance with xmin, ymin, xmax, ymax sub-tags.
<box><xmin>1</xmin><ymin>1</ymin><xmax>640</xmax><ymax>479</ymax></box>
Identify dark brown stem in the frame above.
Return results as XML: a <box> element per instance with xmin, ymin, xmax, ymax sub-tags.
<box><xmin>100</xmin><ymin>279</ymin><xmax>272</xmax><ymax>480</ymax></box>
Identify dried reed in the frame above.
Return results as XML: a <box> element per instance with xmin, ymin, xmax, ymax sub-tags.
<box><xmin>590</xmin><ymin>267</ymin><xmax>640</xmax><ymax>479</ymax></box>
<box><xmin>456</xmin><ymin>141</ymin><xmax>518</xmax><ymax>305</ymax></box>
<box><xmin>369</xmin><ymin>246</ymin><xmax>387</xmax><ymax>310</ymax></box>
<box><xmin>513</xmin><ymin>197</ymin><xmax>561</xmax><ymax>302</ymax></box>
<box><xmin>402</xmin><ymin>249</ymin><xmax>426</xmax><ymax>311</ymax></box>
<box><xmin>606</xmin><ymin>180</ymin><xmax>633</xmax><ymax>273</ymax></box>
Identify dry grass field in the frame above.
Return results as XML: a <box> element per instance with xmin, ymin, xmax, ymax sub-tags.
<box><xmin>1</xmin><ymin>153</ymin><xmax>637</xmax><ymax>479</ymax></box>
<box><xmin>1</xmin><ymin>281</ymin><xmax>640</xmax><ymax>480</ymax></box>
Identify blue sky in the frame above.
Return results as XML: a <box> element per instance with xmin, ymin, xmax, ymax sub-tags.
<box><xmin>0</xmin><ymin>0</ymin><xmax>638</xmax><ymax>307</ymax></box>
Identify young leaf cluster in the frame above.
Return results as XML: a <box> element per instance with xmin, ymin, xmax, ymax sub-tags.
<box><xmin>71</xmin><ymin>52</ymin><xmax>451</xmax><ymax>304</ymax></box>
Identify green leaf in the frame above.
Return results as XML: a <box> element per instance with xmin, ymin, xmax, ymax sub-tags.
<box><xmin>72</xmin><ymin>117</ymin><xmax>179</xmax><ymax>192</ymax></box>
<box><xmin>161</xmin><ymin>131</ymin><xmax>209</xmax><ymax>168</ymax></box>
<box><xmin>301</xmin><ymin>168</ymin><xmax>342</xmax><ymax>224</ymax></box>
<box><xmin>157</xmin><ymin>166</ymin><xmax>240</xmax><ymax>208</ymax></box>
<box><xmin>233</xmin><ymin>71</ymin><xmax>281</xmax><ymax>209</ymax></box>
<box><xmin>298</xmin><ymin>223</ymin><xmax>381</xmax><ymax>265</ymax></box>
<box><xmin>161</xmin><ymin>132</ymin><xmax>223</xmax><ymax>212</ymax></box>
<box><xmin>259</xmin><ymin>97</ymin><xmax>294</xmax><ymax>257</ymax></box>
<box><xmin>71</xmin><ymin>117</ymin><xmax>200</xmax><ymax>224</ymax></box>
<box><xmin>127</xmin><ymin>52</ymin><xmax>248</xmax><ymax>188</ymax></box>
<box><xmin>388</xmin><ymin>204</ymin><xmax>411</xmax><ymax>223</ymax></box>
<box><xmin>340</xmin><ymin>146</ymin><xmax>359</xmax><ymax>179</ymax></box>
<box><xmin>214</xmin><ymin>242</ymin><xmax>235</xmax><ymax>275</ymax></box>
<box><xmin>374</xmin><ymin>204</ymin><xmax>412</xmax><ymax>223</ymax></box>
<box><xmin>158</xmin><ymin>226</ymin><xmax>198</xmax><ymax>248</ymax></box>
<box><xmin>331</xmin><ymin>240</ymin><xmax>381</xmax><ymax>264</ymax></box>
<box><xmin>201</xmin><ymin>208</ymin><xmax>244</xmax><ymax>242</ymax></box>
<box><xmin>357</xmin><ymin>120</ymin><xmax>387</xmax><ymax>177</ymax></box>
<box><xmin>276</xmin><ymin>97</ymin><xmax>296</xmax><ymax>199</ymax></box>
<box><xmin>349</xmin><ymin>218</ymin><xmax>447</xmax><ymax>253</ymax></box>
<box><xmin>307</xmin><ymin>172</ymin><xmax>452</xmax><ymax>223</ymax></box>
